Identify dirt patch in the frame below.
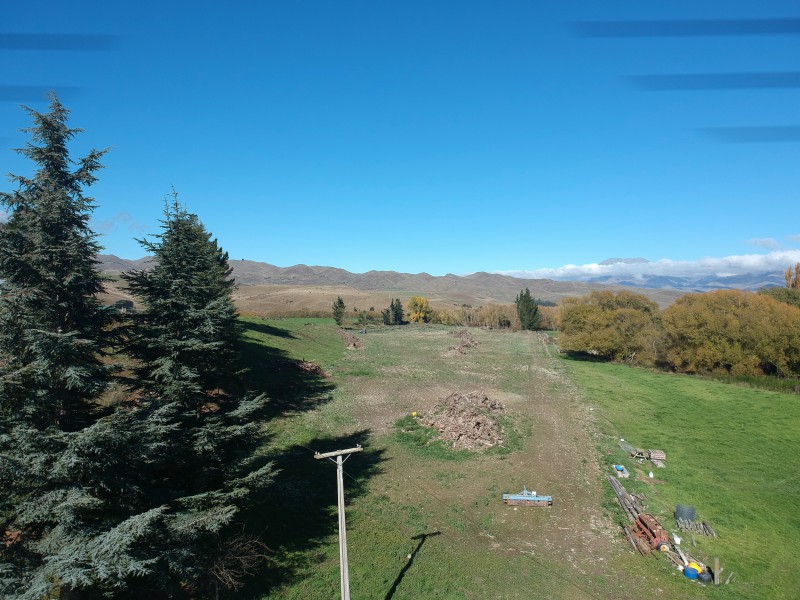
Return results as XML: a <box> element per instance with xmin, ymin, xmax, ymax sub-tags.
<box><xmin>420</xmin><ymin>391</ymin><xmax>505</xmax><ymax>451</ymax></box>
<box><xmin>446</xmin><ymin>329</ymin><xmax>478</xmax><ymax>355</ymax></box>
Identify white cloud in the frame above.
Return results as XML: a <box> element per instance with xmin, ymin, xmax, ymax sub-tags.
<box><xmin>93</xmin><ymin>212</ymin><xmax>148</xmax><ymax>235</ymax></box>
<box><xmin>0</xmin><ymin>210</ymin><xmax>8</xmax><ymax>224</ymax></box>
<box><xmin>747</xmin><ymin>237</ymin><xmax>779</xmax><ymax>250</ymax></box>
<box><xmin>498</xmin><ymin>250</ymin><xmax>800</xmax><ymax>281</ymax></box>
<box><xmin>788</xmin><ymin>234</ymin><xmax>800</xmax><ymax>243</ymax></box>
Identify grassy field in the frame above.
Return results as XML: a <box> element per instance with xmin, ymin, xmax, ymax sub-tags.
<box><xmin>563</xmin><ymin>357</ymin><xmax>800</xmax><ymax>600</ymax></box>
<box><xmin>236</xmin><ymin>317</ymin><xmax>798</xmax><ymax>600</ymax></box>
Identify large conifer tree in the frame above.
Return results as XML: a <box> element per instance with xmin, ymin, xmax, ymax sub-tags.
<box><xmin>122</xmin><ymin>195</ymin><xmax>241</xmax><ymax>403</ymax></box>
<box><xmin>0</xmin><ymin>94</ymin><xmax>142</xmax><ymax>598</ymax></box>
<box><xmin>115</xmin><ymin>197</ymin><xmax>273</xmax><ymax>596</ymax></box>
<box><xmin>0</xmin><ymin>93</ymin><xmax>112</xmax><ymax>429</ymax></box>
<box><xmin>1</xmin><ymin>98</ymin><xmax>271</xmax><ymax>598</ymax></box>
<box><xmin>515</xmin><ymin>287</ymin><xmax>541</xmax><ymax>331</ymax></box>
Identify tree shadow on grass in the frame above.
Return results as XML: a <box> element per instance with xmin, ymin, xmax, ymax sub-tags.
<box><xmin>560</xmin><ymin>351</ymin><xmax>612</xmax><ymax>364</ymax></box>
<box><xmin>238</xmin><ymin>429</ymin><xmax>385</xmax><ymax>597</ymax></box>
<box><xmin>242</xmin><ymin>320</ymin><xmax>298</xmax><ymax>340</ymax></box>
<box><xmin>237</xmin><ymin>336</ymin><xmax>335</xmax><ymax>421</ymax></box>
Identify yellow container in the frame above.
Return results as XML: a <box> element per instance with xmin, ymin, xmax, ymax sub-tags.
<box><xmin>688</xmin><ymin>561</ymin><xmax>703</xmax><ymax>572</ymax></box>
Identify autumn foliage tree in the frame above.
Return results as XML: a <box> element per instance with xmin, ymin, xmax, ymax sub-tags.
<box><xmin>559</xmin><ymin>290</ymin><xmax>661</xmax><ymax>365</ymax></box>
<box><xmin>785</xmin><ymin>263</ymin><xmax>800</xmax><ymax>289</ymax></box>
<box><xmin>661</xmin><ymin>290</ymin><xmax>800</xmax><ymax>377</ymax></box>
<box><xmin>407</xmin><ymin>296</ymin><xmax>432</xmax><ymax>323</ymax></box>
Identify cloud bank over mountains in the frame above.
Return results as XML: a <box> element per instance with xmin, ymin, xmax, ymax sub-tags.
<box><xmin>499</xmin><ymin>250</ymin><xmax>800</xmax><ymax>283</ymax></box>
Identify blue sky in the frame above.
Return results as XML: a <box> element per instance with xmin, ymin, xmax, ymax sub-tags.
<box><xmin>2</xmin><ymin>1</ymin><xmax>799</xmax><ymax>278</ymax></box>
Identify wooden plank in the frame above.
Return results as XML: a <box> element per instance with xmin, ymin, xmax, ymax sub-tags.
<box><xmin>714</xmin><ymin>558</ymin><xmax>720</xmax><ymax>585</ymax></box>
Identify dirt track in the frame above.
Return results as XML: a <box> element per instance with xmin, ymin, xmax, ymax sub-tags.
<box><xmin>488</xmin><ymin>332</ymin><xmax>673</xmax><ymax>599</ymax></box>
<box><xmin>493</xmin><ymin>334</ymin><xmax>624</xmax><ymax>587</ymax></box>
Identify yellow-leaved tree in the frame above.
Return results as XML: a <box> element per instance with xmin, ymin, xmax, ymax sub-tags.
<box><xmin>786</xmin><ymin>263</ymin><xmax>800</xmax><ymax>289</ymax></box>
<box><xmin>407</xmin><ymin>296</ymin><xmax>432</xmax><ymax>323</ymax></box>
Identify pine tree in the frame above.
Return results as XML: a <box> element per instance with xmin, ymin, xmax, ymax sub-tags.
<box><xmin>0</xmin><ymin>93</ymin><xmax>112</xmax><ymax>430</ymax></box>
<box><xmin>382</xmin><ymin>298</ymin><xmax>404</xmax><ymax>325</ymax></box>
<box><xmin>122</xmin><ymin>194</ymin><xmax>241</xmax><ymax>403</ymax></box>
<box><xmin>332</xmin><ymin>296</ymin><xmax>346</xmax><ymax>326</ymax></box>
<box><xmin>1</xmin><ymin>99</ymin><xmax>271</xmax><ymax>596</ymax></box>
<box><xmin>515</xmin><ymin>288</ymin><xmax>541</xmax><ymax>331</ymax></box>
<box><xmin>115</xmin><ymin>197</ymin><xmax>273</xmax><ymax>595</ymax></box>
<box><xmin>0</xmin><ymin>93</ymin><xmax>137</xmax><ymax>599</ymax></box>
<box><xmin>391</xmin><ymin>298</ymin><xmax>404</xmax><ymax>325</ymax></box>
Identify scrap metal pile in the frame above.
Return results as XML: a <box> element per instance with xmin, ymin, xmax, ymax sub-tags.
<box><xmin>608</xmin><ymin>475</ymin><xmax>724</xmax><ymax>585</ymax></box>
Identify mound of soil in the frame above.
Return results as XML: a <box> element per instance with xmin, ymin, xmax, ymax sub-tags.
<box><xmin>447</xmin><ymin>330</ymin><xmax>478</xmax><ymax>355</ymax></box>
<box><xmin>298</xmin><ymin>360</ymin><xmax>330</xmax><ymax>378</ymax></box>
<box><xmin>339</xmin><ymin>330</ymin><xmax>363</xmax><ymax>349</ymax></box>
<box><xmin>421</xmin><ymin>391</ymin><xmax>505</xmax><ymax>451</ymax></box>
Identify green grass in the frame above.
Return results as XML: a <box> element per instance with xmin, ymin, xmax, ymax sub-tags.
<box><xmin>562</xmin><ymin>356</ymin><xmax>800</xmax><ymax>600</ymax></box>
<box><xmin>392</xmin><ymin>415</ymin><xmax>473</xmax><ymax>461</ymax></box>
<box><xmin>707</xmin><ymin>372</ymin><xmax>800</xmax><ymax>395</ymax></box>
<box><xmin>240</xmin><ymin>318</ymin><xmax>800</xmax><ymax>599</ymax></box>
<box><xmin>244</xmin><ymin>321</ymin><xmax>610</xmax><ymax>599</ymax></box>
<box><xmin>237</xmin><ymin>317</ymin><xmax>351</xmax><ymax>450</ymax></box>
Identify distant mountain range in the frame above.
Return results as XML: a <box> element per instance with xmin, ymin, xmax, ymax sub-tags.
<box><xmin>585</xmin><ymin>272</ymin><xmax>784</xmax><ymax>291</ymax></box>
<box><xmin>97</xmin><ymin>254</ymin><xmax>783</xmax><ymax>308</ymax></box>
<box><xmin>586</xmin><ymin>257</ymin><xmax>784</xmax><ymax>291</ymax></box>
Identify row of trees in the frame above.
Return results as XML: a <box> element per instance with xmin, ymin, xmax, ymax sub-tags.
<box><xmin>0</xmin><ymin>95</ymin><xmax>271</xmax><ymax>597</ymax></box>
<box><xmin>335</xmin><ymin>292</ymin><xmax>549</xmax><ymax>331</ymax></box>
<box><xmin>559</xmin><ymin>288</ymin><xmax>800</xmax><ymax>378</ymax></box>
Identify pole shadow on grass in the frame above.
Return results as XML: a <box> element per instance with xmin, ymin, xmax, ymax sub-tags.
<box><xmin>237</xmin><ymin>323</ymin><xmax>336</xmax><ymax>420</ymax></box>
<box><xmin>238</xmin><ymin>429</ymin><xmax>385</xmax><ymax>597</ymax></box>
<box><xmin>384</xmin><ymin>531</ymin><xmax>441</xmax><ymax>600</ymax></box>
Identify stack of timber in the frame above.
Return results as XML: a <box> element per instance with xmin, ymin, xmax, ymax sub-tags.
<box><xmin>607</xmin><ymin>476</ymin><xmax>643</xmax><ymax>522</ymax></box>
<box><xmin>676</xmin><ymin>518</ymin><xmax>718</xmax><ymax>537</ymax></box>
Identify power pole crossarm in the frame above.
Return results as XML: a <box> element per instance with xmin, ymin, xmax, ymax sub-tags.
<box><xmin>314</xmin><ymin>445</ymin><xmax>362</xmax><ymax>600</ymax></box>
<box><xmin>313</xmin><ymin>446</ymin><xmax>363</xmax><ymax>460</ymax></box>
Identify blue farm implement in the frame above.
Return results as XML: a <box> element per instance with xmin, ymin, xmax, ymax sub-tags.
<box><xmin>502</xmin><ymin>486</ymin><xmax>553</xmax><ymax>507</ymax></box>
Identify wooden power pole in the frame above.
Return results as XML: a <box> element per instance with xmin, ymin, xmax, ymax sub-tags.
<box><xmin>314</xmin><ymin>445</ymin><xmax>363</xmax><ymax>600</ymax></box>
